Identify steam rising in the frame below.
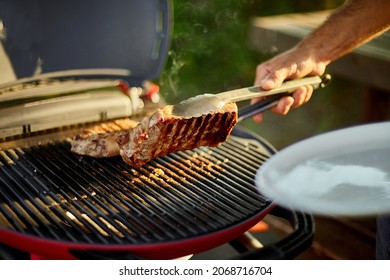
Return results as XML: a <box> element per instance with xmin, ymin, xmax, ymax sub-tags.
<box><xmin>157</xmin><ymin>0</ymin><xmax>263</xmax><ymax>104</ymax></box>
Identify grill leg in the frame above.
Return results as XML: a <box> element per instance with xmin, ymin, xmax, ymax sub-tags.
<box><xmin>229</xmin><ymin>232</ymin><xmax>264</xmax><ymax>254</ymax></box>
<box><xmin>0</xmin><ymin>243</ymin><xmax>30</xmax><ymax>260</ymax></box>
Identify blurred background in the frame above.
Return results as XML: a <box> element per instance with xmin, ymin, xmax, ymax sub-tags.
<box><xmin>157</xmin><ymin>0</ymin><xmax>388</xmax><ymax>150</ymax></box>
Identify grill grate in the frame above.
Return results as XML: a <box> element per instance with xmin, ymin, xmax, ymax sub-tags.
<box><xmin>0</xmin><ymin>132</ymin><xmax>273</xmax><ymax>245</ymax></box>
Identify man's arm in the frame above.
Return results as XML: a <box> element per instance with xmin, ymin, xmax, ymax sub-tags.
<box><xmin>307</xmin><ymin>0</ymin><xmax>390</xmax><ymax>64</ymax></box>
<box><xmin>252</xmin><ymin>0</ymin><xmax>390</xmax><ymax>122</ymax></box>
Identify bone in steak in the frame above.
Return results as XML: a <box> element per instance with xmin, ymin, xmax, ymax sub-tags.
<box><xmin>116</xmin><ymin>102</ymin><xmax>238</xmax><ymax>167</ymax></box>
<box><xmin>71</xmin><ymin>118</ymin><xmax>139</xmax><ymax>158</ymax></box>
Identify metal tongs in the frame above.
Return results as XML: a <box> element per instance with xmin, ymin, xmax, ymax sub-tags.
<box><xmin>172</xmin><ymin>74</ymin><xmax>331</xmax><ymax>121</ymax></box>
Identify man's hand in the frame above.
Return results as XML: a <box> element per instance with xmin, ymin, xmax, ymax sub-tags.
<box><xmin>251</xmin><ymin>0</ymin><xmax>390</xmax><ymax>123</ymax></box>
<box><xmin>252</xmin><ymin>47</ymin><xmax>327</xmax><ymax>123</ymax></box>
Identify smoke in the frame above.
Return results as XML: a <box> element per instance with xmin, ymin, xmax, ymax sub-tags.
<box><xmin>159</xmin><ymin>50</ymin><xmax>185</xmax><ymax>97</ymax></box>
<box><xmin>157</xmin><ymin>0</ymin><xmax>261</xmax><ymax>104</ymax></box>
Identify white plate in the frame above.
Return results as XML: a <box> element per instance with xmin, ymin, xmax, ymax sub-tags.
<box><xmin>256</xmin><ymin>122</ymin><xmax>390</xmax><ymax>216</ymax></box>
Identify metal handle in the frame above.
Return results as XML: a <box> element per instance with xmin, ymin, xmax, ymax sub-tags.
<box><xmin>237</xmin><ymin>74</ymin><xmax>331</xmax><ymax>121</ymax></box>
<box><xmin>218</xmin><ymin>75</ymin><xmax>330</xmax><ymax>103</ymax></box>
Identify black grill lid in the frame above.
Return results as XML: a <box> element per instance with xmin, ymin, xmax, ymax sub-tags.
<box><xmin>0</xmin><ymin>0</ymin><xmax>172</xmax><ymax>86</ymax></box>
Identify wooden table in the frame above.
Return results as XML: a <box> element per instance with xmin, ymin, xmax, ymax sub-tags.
<box><xmin>249</xmin><ymin>10</ymin><xmax>390</xmax><ymax>122</ymax></box>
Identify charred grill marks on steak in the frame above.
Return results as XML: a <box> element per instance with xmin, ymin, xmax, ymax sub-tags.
<box><xmin>116</xmin><ymin>103</ymin><xmax>238</xmax><ymax>167</ymax></box>
<box><xmin>71</xmin><ymin>103</ymin><xmax>238</xmax><ymax>167</ymax></box>
<box><xmin>71</xmin><ymin>118</ymin><xmax>139</xmax><ymax>158</ymax></box>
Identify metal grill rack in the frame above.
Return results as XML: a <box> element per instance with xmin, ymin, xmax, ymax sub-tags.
<box><xmin>0</xmin><ymin>134</ymin><xmax>273</xmax><ymax>245</ymax></box>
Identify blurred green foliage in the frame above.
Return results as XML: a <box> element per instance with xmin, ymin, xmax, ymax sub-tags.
<box><xmin>158</xmin><ymin>0</ymin><xmax>261</xmax><ymax>103</ymax></box>
<box><xmin>158</xmin><ymin>0</ymin><xmax>344</xmax><ymax>103</ymax></box>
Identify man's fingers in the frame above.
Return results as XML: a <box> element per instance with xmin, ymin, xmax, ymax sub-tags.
<box><xmin>253</xmin><ymin>53</ymin><xmax>322</xmax><ymax>122</ymax></box>
<box><xmin>259</xmin><ymin>78</ymin><xmax>276</xmax><ymax>90</ymax></box>
<box><xmin>291</xmin><ymin>85</ymin><xmax>313</xmax><ymax>108</ymax></box>
<box><xmin>271</xmin><ymin>96</ymin><xmax>295</xmax><ymax>115</ymax></box>
<box><xmin>303</xmin><ymin>85</ymin><xmax>314</xmax><ymax>103</ymax></box>
<box><xmin>255</xmin><ymin>63</ymin><xmax>289</xmax><ymax>90</ymax></box>
<box><xmin>254</xmin><ymin>65</ymin><xmax>270</xmax><ymax>86</ymax></box>
<box><xmin>259</xmin><ymin>69</ymin><xmax>288</xmax><ymax>90</ymax></box>
<box><xmin>252</xmin><ymin>113</ymin><xmax>264</xmax><ymax>123</ymax></box>
<box><xmin>252</xmin><ymin>85</ymin><xmax>313</xmax><ymax>120</ymax></box>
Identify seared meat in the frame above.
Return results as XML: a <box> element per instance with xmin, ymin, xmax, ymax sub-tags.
<box><xmin>116</xmin><ymin>103</ymin><xmax>238</xmax><ymax>167</ymax></box>
<box><xmin>71</xmin><ymin>118</ymin><xmax>139</xmax><ymax>158</ymax></box>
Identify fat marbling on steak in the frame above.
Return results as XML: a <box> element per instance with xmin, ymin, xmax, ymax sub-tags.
<box><xmin>71</xmin><ymin>118</ymin><xmax>139</xmax><ymax>158</ymax></box>
<box><xmin>116</xmin><ymin>102</ymin><xmax>238</xmax><ymax>167</ymax></box>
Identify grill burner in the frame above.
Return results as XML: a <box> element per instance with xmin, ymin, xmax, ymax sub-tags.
<box><xmin>0</xmin><ymin>130</ymin><xmax>275</xmax><ymax>258</ymax></box>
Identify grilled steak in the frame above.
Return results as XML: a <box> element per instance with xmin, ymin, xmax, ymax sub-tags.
<box><xmin>71</xmin><ymin>118</ymin><xmax>139</xmax><ymax>158</ymax></box>
<box><xmin>116</xmin><ymin>103</ymin><xmax>238</xmax><ymax>167</ymax></box>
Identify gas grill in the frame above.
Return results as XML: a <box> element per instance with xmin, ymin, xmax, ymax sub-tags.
<box><xmin>0</xmin><ymin>122</ymin><xmax>314</xmax><ymax>260</ymax></box>
<box><xmin>0</xmin><ymin>0</ymin><xmax>314</xmax><ymax>260</ymax></box>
